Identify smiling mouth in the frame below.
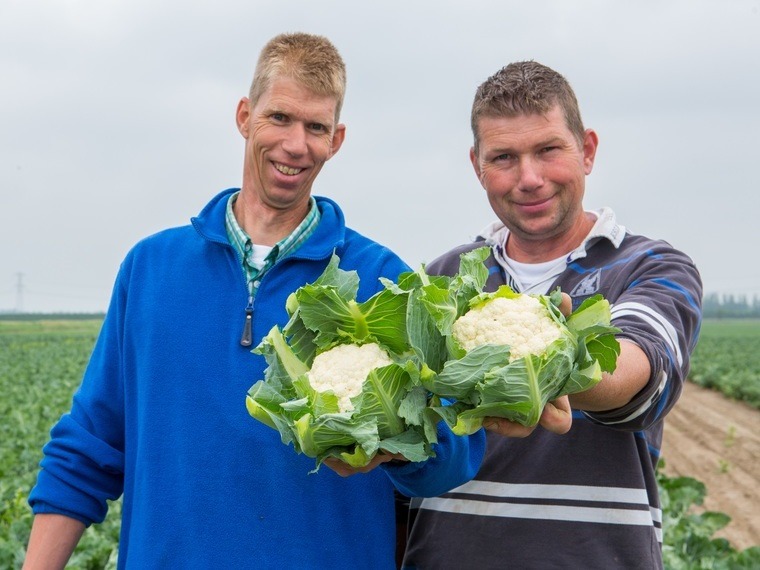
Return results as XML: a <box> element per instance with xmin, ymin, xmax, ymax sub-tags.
<box><xmin>517</xmin><ymin>196</ymin><xmax>553</xmax><ymax>208</ymax></box>
<box><xmin>274</xmin><ymin>162</ymin><xmax>304</xmax><ymax>176</ymax></box>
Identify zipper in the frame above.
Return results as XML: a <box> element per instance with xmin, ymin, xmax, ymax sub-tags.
<box><xmin>239</xmin><ymin>294</ymin><xmax>254</xmax><ymax>347</ymax></box>
<box><xmin>239</xmin><ymin>280</ymin><xmax>260</xmax><ymax>347</ymax></box>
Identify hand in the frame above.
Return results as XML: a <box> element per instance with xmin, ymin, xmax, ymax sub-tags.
<box><xmin>559</xmin><ymin>292</ymin><xmax>573</xmax><ymax>317</ymax></box>
<box><xmin>323</xmin><ymin>452</ymin><xmax>407</xmax><ymax>477</ymax></box>
<box><xmin>483</xmin><ymin>395</ymin><xmax>572</xmax><ymax>437</ymax></box>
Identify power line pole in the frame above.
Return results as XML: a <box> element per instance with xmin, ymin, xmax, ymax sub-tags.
<box><xmin>15</xmin><ymin>272</ymin><xmax>24</xmax><ymax>313</ymax></box>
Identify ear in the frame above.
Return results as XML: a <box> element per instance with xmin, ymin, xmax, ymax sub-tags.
<box><xmin>327</xmin><ymin>123</ymin><xmax>346</xmax><ymax>159</ymax></box>
<box><xmin>470</xmin><ymin>146</ymin><xmax>484</xmax><ymax>186</ymax></box>
<box><xmin>582</xmin><ymin>128</ymin><xmax>599</xmax><ymax>175</ymax></box>
<box><xmin>236</xmin><ymin>97</ymin><xmax>251</xmax><ymax>137</ymax></box>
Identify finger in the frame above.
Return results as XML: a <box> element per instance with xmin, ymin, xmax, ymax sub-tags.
<box><xmin>367</xmin><ymin>453</ymin><xmax>409</xmax><ymax>469</ymax></box>
<box><xmin>539</xmin><ymin>396</ymin><xmax>572</xmax><ymax>434</ymax></box>
<box><xmin>483</xmin><ymin>417</ymin><xmax>535</xmax><ymax>438</ymax></box>
<box><xmin>322</xmin><ymin>457</ymin><xmax>356</xmax><ymax>477</ymax></box>
<box><xmin>559</xmin><ymin>293</ymin><xmax>573</xmax><ymax>317</ymax></box>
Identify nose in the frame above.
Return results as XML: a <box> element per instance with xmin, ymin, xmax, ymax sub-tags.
<box><xmin>281</xmin><ymin>123</ymin><xmax>308</xmax><ymax>157</ymax></box>
<box><xmin>517</xmin><ymin>156</ymin><xmax>543</xmax><ymax>192</ymax></box>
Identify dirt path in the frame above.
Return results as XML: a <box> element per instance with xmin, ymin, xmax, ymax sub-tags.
<box><xmin>661</xmin><ymin>381</ymin><xmax>760</xmax><ymax>550</ymax></box>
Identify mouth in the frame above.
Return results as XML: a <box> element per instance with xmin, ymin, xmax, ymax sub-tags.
<box><xmin>514</xmin><ymin>196</ymin><xmax>554</xmax><ymax>215</ymax></box>
<box><xmin>273</xmin><ymin>162</ymin><xmax>304</xmax><ymax>176</ymax></box>
<box><xmin>518</xmin><ymin>196</ymin><xmax>552</xmax><ymax>207</ymax></box>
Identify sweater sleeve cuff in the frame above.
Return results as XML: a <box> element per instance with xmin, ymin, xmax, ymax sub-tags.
<box><xmin>29</xmin><ymin>501</ymin><xmax>96</xmax><ymax>527</ymax></box>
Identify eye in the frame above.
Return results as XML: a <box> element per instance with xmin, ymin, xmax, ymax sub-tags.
<box><xmin>539</xmin><ymin>146</ymin><xmax>558</xmax><ymax>154</ymax></box>
<box><xmin>309</xmin><ymin>123</ymin><xmax>327</xmax><ymax>133</ymax></box>
<box><xmin>271</xmin><ymin>113</ymin><xmax>287</xmax><ymax>123</ymax></box>
<box><xmin>493</xmin><ymin>153</ymin><xmax>513</xmax><ymax>162</ymax></box>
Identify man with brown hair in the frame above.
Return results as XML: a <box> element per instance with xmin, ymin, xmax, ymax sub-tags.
<box><xmin>23</xmin><ymin>33</ymin><xmax>485</xmax><ymax>569</ymax></box>
<box><xmin>401</xmin><ymin>61</ymin><xmax>702</xmax><ymax>569</ymax></box>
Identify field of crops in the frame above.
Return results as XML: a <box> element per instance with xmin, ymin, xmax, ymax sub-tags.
<box><xmin>1</xmin><ymin>317</ymin><xmax>758</xmax><ymax>568</ymax></box>
<box><xmin>0</xmin><ymin>319</ymin><xmax>120</xmax><ymax>569</ymax></box>
<box><xmin>689</xmin><ymin>320</ymin><xmax>760</xmax><ymax>409</ymax></box>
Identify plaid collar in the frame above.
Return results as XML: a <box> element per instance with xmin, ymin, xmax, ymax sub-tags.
<box><xmin>225</xmin><ymin>191</ymin><xmax>320</xmax><ymax>293</ymax></box>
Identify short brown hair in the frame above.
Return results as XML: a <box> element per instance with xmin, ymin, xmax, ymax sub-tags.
<box><xmin>471</xmin><ymin>61</ymin><xmax>585</xmax><ymax>151</ymax></box>
<box><xmin>249</xmin><ymin>32</ymin><xmax>347</xmax><ymax>121</ymax></box>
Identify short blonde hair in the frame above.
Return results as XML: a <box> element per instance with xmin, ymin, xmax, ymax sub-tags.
<box><xmin>249</xmin><ymin>32</ymin><xmax>347</xmax><ymax>121</ymax></box>
<box><xmin>471</xmin><ymin>61</ymin><xmax>585</xmax><ymax>152</ymax></box>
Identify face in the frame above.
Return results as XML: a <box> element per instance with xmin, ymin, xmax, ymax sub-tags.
<box><xmin>471</xmin><ymin>105</ymin><xmax>598</xmax><ymax>255</ymax></box>
<box><xmin>236</xmin><ymin>76</ymin><xmax>345</xmax><ymax>212</ymax></box>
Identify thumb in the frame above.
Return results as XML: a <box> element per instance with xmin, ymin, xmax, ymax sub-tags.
<box><xmin>540</xmin><ymin>396</ymin><xmax>572</xmax><ymax>435</ymax></box>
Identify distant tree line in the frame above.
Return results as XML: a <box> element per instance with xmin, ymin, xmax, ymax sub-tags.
<box><xmin>702</xmin><ymin>293</ymin><xmax>760</xmax><ymax>318</ymax></box>
<box><xmin>0</xmin><ymin>312</ymin><xmax>105</xmax><ymax>321</ymax></box>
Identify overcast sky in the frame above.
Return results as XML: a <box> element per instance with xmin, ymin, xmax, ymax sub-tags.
<box><xmin>1</xmin><ymin>0</ymin><xmax>758</xmax><ymax>313</ymax></box>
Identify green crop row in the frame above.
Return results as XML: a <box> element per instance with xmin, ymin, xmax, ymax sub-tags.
<box><xmin>689</xmin><ymin>319</ymin><xmax>760</xmax><ymax>410</ymax></box>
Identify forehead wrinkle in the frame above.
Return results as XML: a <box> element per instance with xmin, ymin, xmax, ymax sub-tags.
<box><xmin>479</xmin><ymin>114</ymin><xmax>574</xmax><ymax>155</ymax></box>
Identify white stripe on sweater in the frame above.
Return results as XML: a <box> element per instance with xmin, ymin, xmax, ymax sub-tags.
<box><xmin>611</xmin><ymin>301</ymin><xmax>682</xmax><ymax>367</ymax></box>
<box><xmin>418</xmin><ymin>497</ymin><xmax>660</xmax><ymax>529</ymax></box>
<box><xmin>446</xmin><ymin>480</ymin><xmax>649</xmax><ymax>504</ymax></box>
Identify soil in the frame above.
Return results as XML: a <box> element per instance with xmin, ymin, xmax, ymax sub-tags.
<box><xmin>661</xmin><ymin>381</ymin><xmax>760</xmax><ymax>550</ymax></box>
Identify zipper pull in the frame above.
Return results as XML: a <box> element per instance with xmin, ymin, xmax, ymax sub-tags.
<box><xmin>240</xmin><ymin>295</ymin><xmax>253</xmax><ymax>346</ymax></box>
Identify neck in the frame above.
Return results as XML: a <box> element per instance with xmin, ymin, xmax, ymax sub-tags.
<box><xmin>506</xmin><ymin>212</ymin><xmax>595</xmax><ymax>263</ymax></box>
<box><xmin>233</xmin><ymin>193</ymin><xmax>311</xmax><ymax>246</ymax></box>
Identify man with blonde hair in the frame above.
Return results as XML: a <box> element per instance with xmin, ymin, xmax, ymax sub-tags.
<box><xmin>24</xmin><ymin>33</ymin><xmax>485</xmax><ymax>569</ymax></box>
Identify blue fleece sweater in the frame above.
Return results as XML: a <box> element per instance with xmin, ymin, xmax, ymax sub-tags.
<box><xmin>29</xmin><ymin>189</ymin><xmax>485</xmax><ymax>569</ymax></box>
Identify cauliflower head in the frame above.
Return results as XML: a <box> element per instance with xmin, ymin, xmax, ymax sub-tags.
<box><xmin>452</xmin><ymin>294</ymin><xmax>561</xmax><ymax>360</ymax></box>
<box><xmin>307</xmin><ymin>342</ymin><xmax>393</xmax><ymax>412</ymax></box>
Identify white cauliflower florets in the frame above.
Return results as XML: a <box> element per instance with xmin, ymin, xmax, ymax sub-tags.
<box><xmin>452</xmin><ymin>295</ymin><xmax>561</xmax><ymax>360</ymax></box>
<box><xmin>307</xmin><ymin>342</ymin><xmax>393</xmax><ymax>412</ymax></box>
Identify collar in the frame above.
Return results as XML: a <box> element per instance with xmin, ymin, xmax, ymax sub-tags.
<box><xmin>191</xmin><ymin>189</ymin><xmax>347</xmax><ymax>261</ymax></box>
<box><xmin>479</xmin><ymin>207</ymin><xmax>626</xmax><ymax>264</ymax></box>
<box><xmin>224</xmin><ymin>191</ymin><xmax>321</xmax><ymax>290</ymax></box>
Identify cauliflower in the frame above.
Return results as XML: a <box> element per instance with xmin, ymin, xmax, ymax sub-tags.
<box><xmin>307</xmin><ymin>342</ymin><xmax>393</xmax><ymax>412</ymax></box>
<box><xmin>397</xmin><ymin>246</ymin><xmax>620</xmax><ymax>434</ymax></box>
<box><xmin>246</xmin><ymin>253</ymin><xmax>441</xmax><ymax>469</ymax></box>
<box><xmin>452</xmin><ymin>295</ymin><xmax>561</xmax><ymax>360</ymax></box>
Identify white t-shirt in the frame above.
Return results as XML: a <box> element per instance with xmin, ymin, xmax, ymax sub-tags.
<box><xmin>250</xmin><ymin>244</ymin><xmax>274</xmax><ymax>270</ymax></box>
<box><xmin>501</xmin><ymin>255</ymin><xmax>567</xmax><ymax>294</ymax></box>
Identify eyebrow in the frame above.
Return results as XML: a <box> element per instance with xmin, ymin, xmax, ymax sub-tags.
<box><xmin>265</xmin><ymin>105</ymin><xmax>334</xmax><ymax>130</ymax></box>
